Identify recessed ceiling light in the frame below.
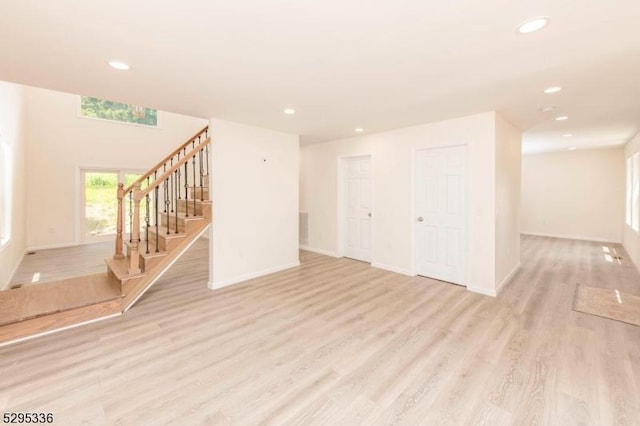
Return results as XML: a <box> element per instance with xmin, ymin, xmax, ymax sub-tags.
<box><xmin>108</xmin><ymin>61</ymin><xmax>130</xmax><ymax>71</ymax></box>
<box><xmin>568</xmin><ymin>147</ymin><xmax>577</xmax><ymax>150</ymax></box>
<box><xmin>517</xmin><ymin>17</ymin><xmax>550</xmax><ymax>34</ymax></box>
<box><xmin>555</xmin><ymin>115</ymin><xmax>569</xmax><ymax>121</ymax></box>
<box><xmin>544</xmin><ymin>86</ymin><xmax>562</xmax><ymax>94</ymax></box>
<box><xmin>563</xmin><ymin>133</ymin><xmax>573</xmax><ymax>137</ymax></box>
<box><xmin>355</xmin><ymin>128</ymin><xmax>364</xmax><ymax>133</ymax></box>
<box><xmin>283</xmin><ymin>108</ymin><xmax>295</xmax><ymax>115</ymax></box>
<box><xmin>540</xmin><ymin>106</ymin><xmax>555</xmax><ymax>113</ymax></box>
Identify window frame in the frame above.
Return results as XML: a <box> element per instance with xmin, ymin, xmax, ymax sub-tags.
<box><xmin>76</xmin><ymin>96</ymin><xmax>162</xmax><ymax>129</ymax></box>
<box><xmin>78</xmin><ymin>167</ymin><xmax>147</xmax><ymax>244</ymax></box>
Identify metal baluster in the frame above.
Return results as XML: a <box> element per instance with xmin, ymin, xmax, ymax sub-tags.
<box><xmin>128</xmin><ymin>192</ymin><xmax>133</xmax><ymax>243</ymax></box>
<box><xmin>174</xmin><ymin>167</ymin><xmax>179</xmax><ymax>234</ymax></box>
<box><xmin>163</xmin><ymin>163</ymin><xmax>168</xmax><ymax>213</ymax></box>
<box><xmin>184</xmin><ymin>147</ymin><xmax>189</xmax><ymax>217</ymax></box>
<box><xmin>199</xmin><ymin>147</ymin><xmax>204</xmax><ymax>202</ymax></box>
<box><xmin>145</xmin><ymin>190</ymin><xmax>150</xmax><ymax>255</ymax></box>
<box><xmin>154</xmin><ymin>171</ymin><xmax>159</xmax><ymax>252</ymax></box>
<box><xmin>205</xmin><ymin>144</ymin><xmax>209</xmax><ymax>176</ymax></box>
<box><xmin>165</xmin><ymin>176</ymin><xmax>171</xmax><ymax>235</ymax></box>
<box><xmin>170</xmin><ymin>158</ymin><xmax>174</xmax><ymax>213</ymax></box>
<box><xmin>192</xmin><ymin>141</ymin><xmax>197</xmax><ymax>214</ymax></box>
<box><xmin>177</xmin><ymin>151</ymin><xmax>182</xmax><ymax>200</ymax></box>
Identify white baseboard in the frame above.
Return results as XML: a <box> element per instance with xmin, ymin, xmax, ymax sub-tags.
<box><xmin>467</xmin><ymin>262</ymin><xmax>521</xmax><ymax>298</ymax></box>
<box><xmin>496</xmin><ymin>262</ymin><xmax>521</xmax><ymax>295</ymax></box>
<box><xmin>521</xmin><ymin>232</ymin><xmax>621</xmax><ymax>244</ymax></box>
<box><xmin>26</xmin><ymin>242</ymin><xmax>79</xmax><ymax>252</ymax></box>
<box><xmin>299</xmin><ymin>245</ymin><xmax>339</xmax><ymax>258</ymax></box>
<box><xmin>209</xmin><ymin>261</ymin><xmax>301</xmax><ymax>290</ymax></box>
<box><xmin>467</xmin><ymin>286</ymin><xmax>497</xmax><ymax>297</ymax></box>
<box><xmin>371</xmin><ymin>262</ymin><xmax>415</xmax><ymax>276</ymax></box>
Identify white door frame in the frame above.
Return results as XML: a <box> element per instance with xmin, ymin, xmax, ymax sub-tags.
<box><xmin>336</xmin><ymin>154</ymin><xmax>373</xmax><ymax>261</ymax></box>
<box><xmin>410</xmin><ymin>144</ymin><xmax>470</xmax><ymax>285</ymax></box>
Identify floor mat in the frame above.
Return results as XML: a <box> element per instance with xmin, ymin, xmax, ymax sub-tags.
<box><xmin>573</xmin><ymin>285</ymin><xmax>640</xmax><ymax>327</ymax></box>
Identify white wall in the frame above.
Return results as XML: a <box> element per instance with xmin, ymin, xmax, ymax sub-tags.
<box><xmin>0</xmin><ymin>81</ymin><xmax>28</xmax><ymax>289</ymax></box>
<box><xmin>24</xmin><ymin>86</ymin><xmax>208</xmax><ymax>249</ymax></box>
<box><xmin>623</xmin><ymin>132</ymin><xmax>640</xmax><ymax>268</ymax></box>
<box><xmin>209</xmin><ymin>119</ymin><xmax>299</xmax><ymax>288</ymax></box>
<box><xmin>521</xmin><ymin>148</ymin><xmax>624</xmax><ymax>243</ymax></box>
<box><xmin>495</xmin><ymin>114</ymin><xmax>522</xmax><ymax>289</ymax></box>
<box><xmin>300</xmin><ymin>111</ymin><xmax>518</xmax><ymax>296</ymax></box>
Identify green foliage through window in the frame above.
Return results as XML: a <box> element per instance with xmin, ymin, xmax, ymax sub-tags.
<box><xmin>80</xmin><ymin>96</ymin><xmax>158</xmax><ymax>126</ymax></box>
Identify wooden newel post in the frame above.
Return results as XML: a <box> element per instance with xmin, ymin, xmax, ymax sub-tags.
<box><xmin>128</xmin><ymin>182</ymin><xmax>142</xmax><ymax>274</ymax></box>
<box><xmin>114</xmin><ymin>183</ymin><xmax>125</xmax><ymax>259</ymax></box>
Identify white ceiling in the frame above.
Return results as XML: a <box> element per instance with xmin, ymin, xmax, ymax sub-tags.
<box><xmin>1</xmin><ymin>1</ymin><xmax>639</xmax><ymax>152</ymax></box>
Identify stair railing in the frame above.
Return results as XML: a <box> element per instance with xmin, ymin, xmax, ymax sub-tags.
<box><xmin>114</xmin><ymin>126</ymin><xmax>210</xmax><ymax>274</ymax></box>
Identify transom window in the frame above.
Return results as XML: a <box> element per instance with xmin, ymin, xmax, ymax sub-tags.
<box><xmin>79</xmin><ymin>96</ymin><xmax>159</xmax><ymax>127</ymax></box>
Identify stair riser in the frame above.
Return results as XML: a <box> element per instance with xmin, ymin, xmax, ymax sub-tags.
<box><xmin>140</xmin><ymin>254</ymin><xmax>166</xmax><ymax>271</ymax></box>
<box><xmin>189</xmin><ymin>187</ymin><xmax>210</xmax><ymax>201</ymax></box>
<box><xmin>106</xmin><ymin>270</ymin><xmax>125</xmax><ymax>295</ymax></box>
<box><xmin>124</xmin><ymin>245</ymin><xmax>166</xmax><ymax>270</ymax></box>
<box><xmin>176</xmin><ymin>200</ymin><xmax>204</xmax><ymax>215</ymax></box>
<box><xmin>160</xmin><ymin>215</ymin><xmax>203</xmax><ymax>233</ymax></box>
<box><xmin>121</xmin><ymin>276</ymin><xmax>146</xmax><ymax>296</ymax></box>
<box><xmin>147</xmin><ymin>233</ymin><xmax>184</xmax><ymax>251</ymax></box>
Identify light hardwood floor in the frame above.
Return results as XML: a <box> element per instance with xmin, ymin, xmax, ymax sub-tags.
<box><xmin>1</xmin><ymin>236</ymin><xmax>639</xmax><ymax>425</ymax></box>
<box><xmin>9</xmin><ymin>242</ymin><xmax>112</xmax><ymax>287</ymax></box>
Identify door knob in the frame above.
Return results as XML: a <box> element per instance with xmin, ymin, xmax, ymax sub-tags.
<box><xmin>368</xmin><ymin>212</ymin><xmax>372</xmax><ymax>218</ymax></box>
<box><xmin>417</xmin><ymin>217</ymin><xmax>424</xmax><ymax>222</ymax></box>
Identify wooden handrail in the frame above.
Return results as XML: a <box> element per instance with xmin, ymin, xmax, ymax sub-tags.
<box><xmin>122</xmin><ymin>126</ymin><xmax>209</xmax><ymax>194</ymax></box>
<box><xmin>137</xmin><ymin>137</ymin><xmax>211</xmax><ymax>200</ymax></box>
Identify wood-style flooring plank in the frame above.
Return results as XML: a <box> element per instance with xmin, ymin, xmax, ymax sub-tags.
<box><xmin>1</xmin><ymin>236</ymin><xmax>639</xmax><ymax>425</ymax></box>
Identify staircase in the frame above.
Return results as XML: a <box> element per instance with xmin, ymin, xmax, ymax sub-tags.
<box><xmin>0</xmin><ymin>127</ymin><xmax>212</xmax><ymax>346</ymax></box>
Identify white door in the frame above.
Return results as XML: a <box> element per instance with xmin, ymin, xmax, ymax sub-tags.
<box><xmin>415</xmin><ymin>146</ymin><xmax>467</xmax><ymax>285</ymax></box>
<box><xmin>343</xmin><ymin>156</ymin><xmax>372</xmax><ymax>262</ymax></box>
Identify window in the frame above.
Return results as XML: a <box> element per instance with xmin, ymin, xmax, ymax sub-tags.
<box><xmin>79</xmin><ymin>96</ymin><xmax>159</xmax><ymax>127</ymax></box>
<box><xmin>0</xmin><ymin>141</ymin><xmax>11</xmax><ymax>244</ymax></box>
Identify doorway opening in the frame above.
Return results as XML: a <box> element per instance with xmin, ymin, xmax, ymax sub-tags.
<box><xmin>81</xmin><ymin>169</ymin><xmax>143</xmax><ymax>243</ymax></box>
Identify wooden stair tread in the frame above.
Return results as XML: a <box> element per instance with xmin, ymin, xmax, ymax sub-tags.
<box><xmin>0</xmin><ymin>273</ymin><xmax>121</xmax><ymax>327</ymax></box>
<box><xmin>159</xmin><ymin>211</ymin><xmax>205</xmax><ymax>221</ymax></box>
<box><xmin>140</xmin><ymin>250</ymin><xmax>168</xmax><ymax>259</ymax></box>
<box><xmin>123</xmin><ymin>240</ymin><xmax>170</xmax><ymax>256</ymax></box>
<box><xmin>105</xmin><ymin>257</ymin><xmax>145</xmax><ymax>281</ymax></box>
<box><xmin>148</xmin><ymin>229</ymin><xmax>187</xmax><ymax>240</ymax></box>
<box><xmin>177</xmin><ymin>198</ymin><xmax>211</xmax><ymax>203</ymax></box>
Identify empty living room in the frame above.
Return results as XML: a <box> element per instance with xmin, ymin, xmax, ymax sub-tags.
<box><xmin>1</xmin><ymin>1</ymin><xmax>640</xmax><ymax>425</ymax></box>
